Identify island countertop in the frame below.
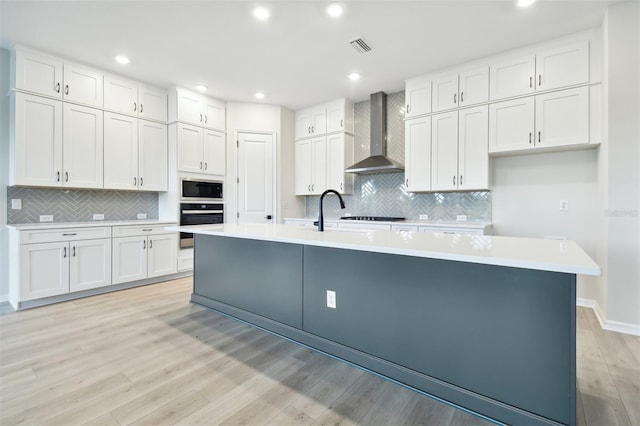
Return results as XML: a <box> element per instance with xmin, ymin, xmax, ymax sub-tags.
<box><xmin>166</xmin><ymin>223</ymin><xmax>600</xmax><ymax>276</ymax></box>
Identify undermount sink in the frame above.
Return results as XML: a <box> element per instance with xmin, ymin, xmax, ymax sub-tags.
<box><xmin>302</xmin><ymin>227</ymin><xmax>373</xmax><ymax>234</ymax></box>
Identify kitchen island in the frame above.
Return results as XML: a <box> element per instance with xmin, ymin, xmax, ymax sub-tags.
<box><xmin>167</xmin><ymin>223</ymin><xmax>600</xmax><ymax>426</ymax></box>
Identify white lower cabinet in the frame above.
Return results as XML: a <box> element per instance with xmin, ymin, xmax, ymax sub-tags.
<box><xmin>17</xmin><ymin>227</ymin><xmax>112</xmax><ymax>302</ymax></box>
<box><xmin>112</xmin><ymin>226</ymin><xmax>177</xmax><ymax>285</ymax></box>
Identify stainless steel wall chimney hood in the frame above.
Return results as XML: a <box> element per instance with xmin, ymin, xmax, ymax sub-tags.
<box><xmin>345</xmin><ymin>91</ymin><xmax>404</xmax><ymax>175</ymax></box>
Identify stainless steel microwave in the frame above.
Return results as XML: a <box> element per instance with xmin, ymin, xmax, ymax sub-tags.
<box><xmin>180</xmin><ymin>178</ymin><xmax>223</xmax><ymax>202</ymax></box>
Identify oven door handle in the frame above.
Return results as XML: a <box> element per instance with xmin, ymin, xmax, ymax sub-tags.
<box><xmin>181</xmin><ymin>210</ymin><xmax>224</xmax><ymax>214</ymax></box>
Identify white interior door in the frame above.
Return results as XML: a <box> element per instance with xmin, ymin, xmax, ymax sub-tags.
<box><xmin>237</xmin><ymin>132</ymin><xmax>274</xmax><ymax>224</ymax></box>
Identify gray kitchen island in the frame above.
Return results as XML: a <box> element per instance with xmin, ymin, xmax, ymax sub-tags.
<box><xmin>168</xmin><ymin>223</ymin><xmax>600</xmax><ymax>426</ymax></box>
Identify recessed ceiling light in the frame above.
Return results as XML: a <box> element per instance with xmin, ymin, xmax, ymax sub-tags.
<box><xmin>253</xmin><ymin>7</ymin><xmax>270</xmax><ymax>21</ymax></box>
<box><xmin>348</xmin><ymin>72</ymin><xmax>361</xmax><ymax>81</ymax></box>
<box><xmin>255</xmin><ymin>92</ymin><xmax>265</xmax><ymax>99</ymax></box>
<box><xmin>327</xmin><ymin>3</ymin><xmax>344</xmax><ymax>18</ymax></box>
<box><xmin>196</xmin><ymin>85</ymin><xmax>208</xmax><ymax>92</ymax></box>
<box><xmin>517</xmin><ymin>0</ymin><xmax>536</xmax><ymax>8</ymax></box>
<box><xmin>114</xmin><ymin>55</ymin><xmax>130</xmax><ymax>65</ymax></box>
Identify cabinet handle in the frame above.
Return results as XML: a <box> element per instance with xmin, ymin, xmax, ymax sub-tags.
<box><xmin>529</xmin><ymin>132</ymin><xmax>532</xmax><ymax>144</ymax></box>
<box><xmin>143</xmin><ymin>240</ymin><xmax>146</xmax><ymax>249</ymax></box>
<box><xmin>142</xmin><ymin>229</ymin><xmax>153</xmax><ymax>231</ymax></box>
<box><xmin>63</xmin><ymin>247</ymin><xmax>67</xmax><ymax>258</ymax></box>
<box><xmin>460</xmin><ymin>92</ymin><xmax>464</xmax><ymax>103</ymax></box>
<box><xmin>453</xmin><ymin>94</ymin><xmax>457</xmax><ymax>104</ymax></box>
<box><xmin>62</xmin><ymin>233</ymin><xmax>77</xmax><ymax>236</ymax></box>
<box><xmin>538</xmin><ymin>131</ymin><xmax>541</xmax><ymax>143</ymax></box>
<box><xmin>72</xmin><ymin>246</ymin><xmax>76</xmax><ymax>257</ymax></box>
<box><xmin>405</xmin><ymin>179</ymin><xmax>409</xmax><ymax>187</ymax></box>
<box><xmin>406</xmin><ymin>104</ymin><xmax>410</xmax><ymax>114</ymax></box>
<box><xmin>204</xmin><ymin>115</ymin><xmax>208</xmax><ymax>124</ymax></box>
<box><xmin>340</xmin><ymin>182</ymin><xmax>343</xmax><ymax>191</ymax></box>
<box><xmin>65</xmin><ymin>85</ymin><xmax>69</xmax><ymax>95</ymax></box>
<box><xmin>312</xmin><ymin>125</ymin><xmax>315</xmax><ymax>133</ymax></box>
<box><xmin>529</xmin><ymin>77</ymin><xmax>532</xmax><ymax>88</ymax></box>
<box><xmin>308</xmin><ymin>184</ymin><xmax>311</xmax><ymax>192</ymax></box>
<box><xmin>149</xmin><ymin>240</ymin><xmax>152</xmax><ymax>249</ymax></box>
<box><xmin>57</xmin><ymin>171</ymin><xmax>60</xmax><ymax>182</ymax></box>
<box><xmin>140</xmin><ymin>104</ymin><xmax>143</xmax><ymax>113</ymax></box>
<box><xmin>453</xmin><ymin>175</ymin><xmax>456</xmax><ymax>185</ymax></box>
<box><xmin>311</xmin><ymin>184</ymin><xmax>314</xmax><ymax>191</ymax></box>
<box><xmin>140</xmin><ymin>177</ymin><xmax>143</xmax><ymax>186</ymax></box>
<box><xmin>65</xmin><ymin>172</ymin><xmax>69</xmax><ymax>182</ymax></box>
<box><xmin>200</xmin><ymin>114</ymin><xmax>203</xmax><ymax>122</ymax></box>
<box><xmin>539</xmin><ymin>75</ymin><xmax>542</xmax><ymax>86</ymax></box>
<box><xmin>204</xmin><ymin>162</ymin><xmax>207</xmax><ymax>170</ymax></box>
<box><xmin>134</xmin><ymin>102</ymin><xmax>137</xmax><ymax>112</ymax></box>
<box><xmin>308</xmin><ymin>126</ymin><xmax>311</xmax><ymax>134</ymax></box>
<box><xmin>460</xmin><ymin>175</ymin><xmax>463</xmax><ymax>186</ymax></box>
<box><xmin>134</xmin><ymin>177</ymin><xmax>137</xmax><ymax>186</ymax></box>
<box><xmin>340</xmin><ymin>119</ymin><xmax>343</xmax><ymax>128</ymax></box>
<box><xmin>56</xmin><ymin>83</ymin><xmax>60</xmax><ymax>93</ymax></box>
<box><xmin>200</xmin><ymin>161</ymin><xmax>203</xmax><ymax>170</ymax></box>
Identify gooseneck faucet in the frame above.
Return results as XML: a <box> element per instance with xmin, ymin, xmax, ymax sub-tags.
<box><xmin>318</xmin><ymin>189</ymin><xmax>346</xmax><ymax>232</ymax></box>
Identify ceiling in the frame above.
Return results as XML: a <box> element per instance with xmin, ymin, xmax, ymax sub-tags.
<box><xmin>0</xmin><ymin>0</ymin><xmax>617</xmax><ymax>110</ymax></box>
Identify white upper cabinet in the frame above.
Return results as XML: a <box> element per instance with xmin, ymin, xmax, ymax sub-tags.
<box><xmin>490</xmin><ymin>40</ymin><xmax>590</xmax><ymax>100</ymax></box>
<box><xmin>458</xmin><ymin>106</ymin><xmax>489</xmax><ymax>190</ymax></box>
<box><xmin>326</xmin><ymin>98</ymin><xmax>354</xmax><ymax>134</ymax></box>
<box><xmin>14</xmin><ymin>49</ymin><xmax>63</xmax><ymax>98</ymax></box>
<box><xmin>432</xmin><ymin>74</ymin><xmax>459</xmax><ymax>113</ymax></box>
<box><xmin>326</xmin><ymin>133</ymin><xmax>354</xmax><ymax>195</ymax></box>
<box><xmin>294</xmin><ymin>136</ymin><xmax>327</xmax><ymax>195</ymax></box>
<box><xmin>404</xmin><ymin>116</ymin><xmax>431</xmax><ymax>192</ymax></box>
<box><xmin>202</xmin><ymin>128</ymin><xmax>226</xmax><ymax>176</ymax></box>
<box><xmin>104</xmin><ymin>76</ymin><xmax>167</xmax><ymax>122</ymax></box>
<box><xmin>104</xmin><ymin>112</ymin><xmax>138</xmax><ymax>190</ymax></box>
<box><xmin>138</xmin><ymin>120</ymin><xmax>168</xmax><ymax>191</ymax></box>
<box><xmin>489</xmin><ymin>97</ymin><xmax>535</xmax><ymax>153</ymax></box>
<box><xmin>13</xmin><ymin>48</ymin><xmax>103</xmax><ymax>108</ymax></box>
<box><xmin>536</xmin><ymin>41</ymin><xmax>589</xmax><ymax>91</ymax></box>
<box><xmin>405</xmin><ymin>76</ymin><xmax>431</xmax><ymax>118</ymax></box>
<box><xmin>535</xmin><ymin>87</ymin><xmax>589</xmax><ymax>149</ymax></box>
<box><xmin>296</xmin><ymin>98</ymin><xmax>353</xmax><ymax>140</ymax></box>
<box><xmin>490</xmin><ymin>54</ymin><xmax>536</xmax><ymax>100</ymax></box>
<box><xmin>458</xmin><ymin>67</ymin><xmax>489</xmax><ymax>107</ymax></box>
<box><xmin>176</xmin><ymin>122</ymin><xmax>225</xmax><ymax>176</ymax></box>
<box><xmin>430</xmin><ymin>112</ymin><xmax>459</xmax><ymax>190</ymax></box>
<box><xmin>171</xmin><ymin>88</ymin><xmax>226</xmax><ymax>131</ymax></box>
<box><xmin>62</xmin><ymin>103</ymin><xmax>103</xmax><ymax>188</ymax></box>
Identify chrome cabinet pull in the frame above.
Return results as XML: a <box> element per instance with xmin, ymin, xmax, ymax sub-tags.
<box><xmin>140</xmin><ymin>104</ymin><xmax>143</xmax><ymax>113</ymax></box>
<box><xmin>204</xmin><ymin>162</ymin><xmax>207</xmax><ymax>170</ymax></box>
<box><xmin>308</xmin><ymin>126</ymin><xmax>311</xmax><ymax>134</ymax></box>
<box><xmin>529</xmin><ymin>132</ymin><xmax>532</xmax><ymax>144</ymax></box>
<box><xmin>340</xmin><ymin>119</ymin><xmax>343</xmax><ymax>128</ymax></box>
<box><xmin>312</xmin><ymin>125</ymin><xmax>315</xmax><ymax>133</ymax></box>
<box><xmin>56</xmin><ymin>83</ymin><xmax>60</xmax><ymax>93</ymax></box>
<box><xmin>340</xmin><ymin>182</ymin><xmax>343</xmax><ymax>191</ymax></box>
<box><xmin>406</xmin><ymin>104</ymin><xmax>410</xmax><ymax>114</ymax></box>
<box><xmin>65</xmin><ymin>172</ymin><xmax>69</xmax><ymax>182</ymax></box>
<box><xmin>65</xmin><ymin>85</ymin><xmax>69</xmax><ymax>95</ymax></box>
<box><xmin>134</xmin><ymin>177</ymin><xmax>137</xmax><ymax>186</ymax></box>
<box><xmin>142</xmin><ymin>229</ymin><xmax>153</xmax><ymax>231</ymax></box>
<box><xmin>453</xmin><ymin>175</ymin><xmax>456</xmax><ymax>185</ymax></box>
<box><xmin>539</xmin><ymin>75</ymin><xmax>542</xmax><ymax>86</ymax></box>
<box><xmin>538</xmin><ymin>131</ymin><xmax>541</xmax><ymax>143</ymax></box>
<box><xmin>405</xmin><ymin>178</ymin><xmax>409</xmax><ymax>187</ymax></box>
<box><xmin>62</xmin><ymin>233</ymin><xmax>77</xmax><ymax>236</ymax></box>
<box><xmin>63</xmin><ymin>247</ymin><xmax>67</xmax><ymax>258</ymax></box>
<box><xmin>453</xmin><ymin>94</ymin><xmax>457</xmax><ymax>104</ymax></box>
<box><xmin>149</xmin><ymin>240</ymin><xmax>152</xmax><ymax>249</ymax></box>
<box><xmin>134</xmin><ymin>102</ymin><xmax>137</xmax><ymax>112</ymax></box>
<box><xmin>529</xmin><ymin>77</ymin><xmax>532</xmax><ymax>88</ymax></box>
<box><xmin>460</xmin><ymin>92</ymin><xmax>464</xmax><ymax>103</ymax></box>
<box><xmin>72</xmin><ymin>246</ymin><xmax>76</xmax><ymax>257</ymax></box>
<box><xmin>460</xmin><ymin>175</ymin><xmax>463</xmax><ymax>186</ymax></box>
<box><xmin>200</xmin><ymin>162</ymin><xmax>203</xmax><ymax>170</ymax></box>
<box><xmin>200</xmin><ymin>114</ymin><xmax>203</xmax><ymax>122</ymax></box>
<box><xmin>57</xmin><ymin>171</ymin><xmax>60</xmax><ymax>182</ymax></box>
<box><xmin>140</xmin><ymin>177</ymin><xmax>143</xmax><ymax>186</ymax></box>
<box><xmin>204</xmin><ymin>115</ymin><xmax>208</xmax><ymax>124</ymax></box>
<box><xmin>143</xmin><ymin>240</ymin><xmax>146</xmax><ymax>249</ymax></box>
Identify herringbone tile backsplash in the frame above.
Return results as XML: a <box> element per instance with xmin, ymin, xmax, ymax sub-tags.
<box><xmin>306</xmin><ymin>91</ymin><xmax>492</xmax><ymax>221</ymax></box>
<box><xmin>7</xmin><ymin>187</ymin><xmax>158</xmax><ymax>224</ymax></box>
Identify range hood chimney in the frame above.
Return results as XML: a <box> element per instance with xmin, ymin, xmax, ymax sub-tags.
<box><xmin>345</xmin><ymin>91</ymin><xmax>404</xmax><ymax>175</ymax></box>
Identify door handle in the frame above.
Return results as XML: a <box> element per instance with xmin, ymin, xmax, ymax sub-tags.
<box><xmin>460</xmin><ymin>92</ymin><xmax>464</xmax><ymax>103</ymax></box>
<box><xmin>453</xmin><ymin>175</ymin><xmax>456</xmax><ymax>185</ymax></box>
<box><xmin>140</xmin><ymin>104</ymin><xmax>143</xmax><ymax>113</ymax></box>
<box><xmin>529</xmin><ymin>77</ymin><xmax>532</xmax><ymax>88</ymax></box>
<box><xmin>460</xmin><ymin>175</ymin><xmax>463</xmax><ymax>186</ymax></box>
<box><xmin>65</xmin><ymin>172</ymin><xmax>69</xmax><ymax>182</ymax></box>
<box><xmin>63</xmin><ymin>247</ymin><xmax>67</xmax><ymax>258</ymax></box>
<box><xmin>265</xmin><ymin>215</ymin><xmax>272</xmax><ymax>220</ymax></box>
<box><xmin>200</xmin><ymin>114</ymin><xmax>203</xmax><ymax>122</ymax></box>
<box><xmin>529</xmin><ymin>132</ymin><xmax>532</xmax><ymax>144</ymax></box>
<box><xmin>340</xmin><ymin>119</ymin><xmax>343</xmax><ymax>128</ymax></box>
<box><xmin>140</xmin><ymin>177</ymin><xmax>143</xmax><ymax>186</ymax></box>
<box><xmin>57</xmin><ymin>171</ymin><xmax>60</xmax><ymax>182</ymax></box>
<box><xmin>453</xmin><ymin>94</ymin><xmax>457</xmax><ymax>104</ymax></box>
<box><xmin>143</xmin><ymin>240</ymin><xmax>146</xmax><ymax>249</ymax></box>
<box><xmin>406</xmin><ymin>104</ymin><xmax>410</xmax><ymax>114</ymax></box>
<box><xmin>200</xmin><ymin>162</ymin><xmax>203</xmax><ymax>170</ymax></box>
<box><xmin>72</xmin><ymin>246</ymin><xmax>76</xmax><ymax>257</ymax></box>
<box><xmin>65</xmin><ymin>85</ymin><xmax>69</xmax><ymax>95</ymax></box>
<box><xmin>204</xmin><ymin>115</ymin><xmax>208</xmax><ymax>124</ymax></box>
<box><xmin>149</xmin><ymin>240</ymin><xmax>152</xmax><ymax>249</ymax></box>
<box><xmin>56</xmin><ymin>83</ymin><xmax>60</xmax><ymax>93</ymax></box>
<box><xmin>134</xmin><ymin>177</ymin><xmax>137</xmax><ymax>186</ymax></box>
<box><xmin>204</xmin><ymin>162</ymin><xmax>207</xmax><ymax>171</ymax></box>
<box><xmin>538</xmin><ymin>131</ymin><xmax>541</xmax><ymax>143</ymax></box>
<box><xmin>134</xmin><ymin>102</ymin><xmax>137</xmax><ymax>112</ymax></box>
<box><xmin>539</xmin><ymin>75</ymin><xmax>542</xmax><ymax>86</ymax></box>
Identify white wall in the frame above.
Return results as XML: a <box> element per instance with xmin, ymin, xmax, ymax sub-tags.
<box><xmin>603</xmin><ymin>1</ymin><xmax>640</xmax><ymax>328</ymax></box>
<box><xmin>0</xmin><ymin>48</ymin><xmax>10</xmax><ymax>301</ymax></box>
<box><xmin>491</xmin><ymin>149</ymin><xmax>600</xmax><ymax>300</ymax></box>
<box><xmin>278</xmin><ymin>108</ymin><xmax>305</xmax><ymax>221</ymax></box>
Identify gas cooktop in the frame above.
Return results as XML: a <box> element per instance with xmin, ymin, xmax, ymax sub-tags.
<box><xmin>339</xmin><ymin>216</ymin><xmax>405</xmax><ymax>222</ymax></box>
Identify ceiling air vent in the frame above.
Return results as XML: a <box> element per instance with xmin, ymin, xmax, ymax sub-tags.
<box><xmin>349</xmin><ymin>37</ymin><xmax>372</xmax><ymax>54</ymax></box>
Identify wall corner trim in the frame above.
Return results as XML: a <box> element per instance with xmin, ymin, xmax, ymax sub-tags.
<box><xmin>577</xmin><ymin>297</ymin><xmax>640</xmax><ymax>336</ymax></box>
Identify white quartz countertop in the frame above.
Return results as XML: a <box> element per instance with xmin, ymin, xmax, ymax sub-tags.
<box><xmin>283</xmin><ymin>217</ymin><xmax>491</xmax><ymax>229</ymax></box>
<box><xmin>166</xmin><ymin>223</ymin><xmax>600</xmax><ymax>276</ymax></box>
<box><xmin>7</xmin><ymin>219</ymin><xmax>177</xmax><ymax>231</ymax></box>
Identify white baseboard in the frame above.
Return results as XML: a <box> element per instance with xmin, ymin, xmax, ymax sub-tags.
<box><xmin>0</xmin><ymin>293</ymin><xmax>8</xmax><ymax>303</ymax></box>
<box><xmin>577</xmin><ymin>297</ymin><xmax>640</xmax><ymax>336</ymax></box>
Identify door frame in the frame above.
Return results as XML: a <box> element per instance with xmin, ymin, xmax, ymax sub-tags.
<box><xmin>234</xmin><ymin>130</ymin><xmax>278</xmax><ymax>224</ymax></box>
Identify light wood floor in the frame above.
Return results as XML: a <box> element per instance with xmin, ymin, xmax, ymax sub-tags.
<box><xmin>0</xmin><ymin>278</ymin><xmax>638</xmax><ymax>426</ymax></box>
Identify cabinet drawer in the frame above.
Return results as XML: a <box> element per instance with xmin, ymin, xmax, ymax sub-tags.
<box><xmin>418</xmin><ymin>226</ymin><xmax>483</xmax><ymax>235</ymax></box>
<box><xmin>20</xmin><ymin>227</ymin><xmax>111</xmax><ymax>244</ymax></box>
<box><xmin>112</xmin><ymin>224</ymin><xmax>176</xmax><ymax>237</ymax></box>
<box><xmin>391</xmin><ymin>225</ymin><xmax>418</xmax><ymax>232</ymax></box>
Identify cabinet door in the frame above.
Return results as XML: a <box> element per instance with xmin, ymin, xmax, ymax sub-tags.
<box><xmin>14</xmin><ymin>49</ymin><xmax>63</xmax><ymax>98</ymax></box>
<box><xmin>62</xmin><ymin>103</ymin><xmax>104</xmax><ymax>188</ymax></box>
<box><xmin>432</xmin><ymin>73</ymin><xmax>459</xmax><ymax>113</ymax></box>
<box><xmin>69</xmin><ymin>238</ymin><xmax>111</xmax><ymax>292</ymax></box>
<box><xmin>63</xmin><ymin>63</ymin><xmax>103</xmax><ymax>107</ymax></box>
<box><xmin>177</xmin><ymin>123</ymin><xmax>204</xmax><ymax>173</ymax></box>
<box><xmin>296</xmin><ymin>108</ymin><xmax>314</xmax><ymax>139</ymax></box>
<box><xmin>311</xmin><ymin>136</ymin><xmax>327</xmax><ymax>194</ymax></box>
<box><xmin>326</xmin><ymin>100</ymin><xmax>345</xmax><ymax>134</ymax></box>
<box><xmin>459</xmin><ymin>66</ymin><xmax>489</xmax><ymax>107</ymax></box>
<box><xmin>138</xmin><ymin>119</ymin><xmax>168</xmax><ymax>191</ymax></box>
<box><xmin>458</xmin><ymin>106</ymin><xmax>489</xmax><ymax>190</ymax></box>
<box><xmin>147</xmin><ymin>234</ymin><xmax>178</xmax><ymax>278</ymax></box>
<box><xmin>112</xmin><ymin>236</ymin><xmax>147</xmax><ymax>284</ymax></box>
<box><xmin>20</xmin><ymin>242</ymin><xmax>69</xmax><ymax>301</ymax></box>
<box><xmin>138</xmin><ymin>85</ymin><xmax>167</xmax><ymax>122</ymax></box>
<box><xmin>405</xmin><ymin>116</ymin><xmax>431</xmax><ymax>192</ymax></box>
<box><xmin>327</xmin><ymin>133</ymin><xmax>354</xmax><ymax>194</ymax></box>
<box><xmin>405</xmin><ymin>76</ymin><xmax>431</xmax><ymax>117</ymax></box>
<box><xmin>13</xmin><ymin>93</ymin><xmax>63</xmax><ymax>187</ymax></box>
<box><xmin>202</xmin><ymin>98</ymin><xmax>225</xmax><ymax>131</ymax></box>
<box><xmin>103</xmin><ymin>75</ymin><xmax>138</xmax><ymax>116</ymax></box>
<box><xmin>295</xmin><ymin>139</ymin><xmax>312</xmax><ymax>195</ymax></box>
<box><xmin>489</xmin><ymin>97</ymin><xmax>535</xmax><ymax>153</ymax></box>
<box><xmin>103</xmin><ymin>112</ymin><xmax>138</xmax><ymax>190</ymax></box>
<box><xmin>490</xmin><ymin>54</ymin><xmax>536</xmax><ymax>100</ymax></box>
<box><xmin>311</xmin><ymin>107</ymin><xmax>327</xmax><ymax>135</ymax></box>
<box><xmin>535</xmin><ymin>87</ymin><xmax>589</xmax><ymax>149</ymax></box>
<box><xmin>431</xmin><ymin>112</ymin><xmax>459</xmax><ymax>191</ymax></box>
<box><xmin>536</xmin><ymin>41</ymin><xmax>589</xmax><ymax>91</ymax></box>
<box><xmin>177</xmin><ymin>89</ymin><xmax>203</xmax><ymax>126</ymax></box>
<box><xmin>202</xmin><ymin>129</ymin><xmax>225</xmax><ymax>176</ymax></box>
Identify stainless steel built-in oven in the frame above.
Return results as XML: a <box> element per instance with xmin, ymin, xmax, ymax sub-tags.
<box><xmin>179</xmin><ymin>203</ymin><xmax>224</xmax><ymax>248</ymax></box>
<box><xmin>180</xmin><ymin>178</ymin><xmax>223</xmax><ymax>202</ymax></box>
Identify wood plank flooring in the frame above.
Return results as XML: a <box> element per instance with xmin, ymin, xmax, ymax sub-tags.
<box><xmin>1</xmin><ymin>278</ymin><xmax>638</xmax><ymax>425</ymax></box>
